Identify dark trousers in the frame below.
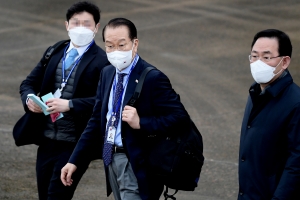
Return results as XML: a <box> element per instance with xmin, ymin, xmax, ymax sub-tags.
<box><xmin>147</xmin><ymin>173</ymin><xmax>164</xmax><ymax>200</ymax></box>
<box><xmin>36</xmin><ymin>139</ymin><xmax>90</xmax><ymax>200</ymax></box>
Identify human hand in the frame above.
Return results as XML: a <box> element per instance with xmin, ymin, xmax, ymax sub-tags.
<box><xmin>27</xmin><ymin>98</ymin><xmax>43</xmax><ymax>113</ymax></box>
<box><xmin>46</xmin><ymin>98</ymin><xmax>70</xmax><ymax>113</ymax></box>
<box><xmin>122</xmin><ymin>105</ymin><xmax>140</xmax><ymax>129</ymax></box>
<box><xmin>60</xmin><ymin>163</ymin><xmax>77</xmax><ymax>186</ymax></box>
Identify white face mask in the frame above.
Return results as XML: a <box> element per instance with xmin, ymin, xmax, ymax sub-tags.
<box><xmin>106</xmin><ymin>44</ymin><xmax>135</xmax><ymax>71</ymax></box>
<box><xmin>68</xmin><ymin>26</ymin><xmax>95</xmax><ymax>46</ymax></box>
<box><xmin>250</xmin><ymin>58</ymin><xmax>283</xmax><ymax>84</ymax></box>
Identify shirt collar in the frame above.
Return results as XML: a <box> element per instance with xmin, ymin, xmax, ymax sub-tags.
<box><xmin>67</xmin><ymin>41</ymin><xmax>93</xmax><ymax>57</ymax></box>
<box><xmin>260</xmin><ymin>70</ymin><xmax>288</xmax><ymax>94</ymax></box>
<box><xmin>250</xmin><ymin>70</ymin><xmax>292</xmax><ymax>97</ymax></box>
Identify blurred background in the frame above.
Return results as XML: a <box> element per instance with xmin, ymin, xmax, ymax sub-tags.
<box><xmin>0</xmin><ymin>0</ymin><xmax>299</xmax><ymax>199</ymax></box>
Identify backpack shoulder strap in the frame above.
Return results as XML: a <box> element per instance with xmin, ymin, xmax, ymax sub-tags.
<box><xmin>41</xmin><ymin>39</ymin><xmax>70</xmax><ymax>67</ymax></box>
<box><xmin>127</xmin><ymin>66</ymin><xmax>155</xmax><ymax>107</ymax></box>
<box><xmin>127</xmin><ymin>67</ymin><xmax>180</xmax><ymax>199</ymax></box>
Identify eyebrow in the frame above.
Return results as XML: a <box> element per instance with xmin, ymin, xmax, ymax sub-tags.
<box><xmin>251</xmin><ymin>50</ymin><xmax>272</xmax><ymax>54</ymax></box>
<box><xmin>70</xmin><ymin>18</ymin><xmax>91</xmax><ymax>22</ymax></box>
<box><xmin>105</xmin><ymin>39</ymin><xmax>127</xmax><ymax>43</ymax></box>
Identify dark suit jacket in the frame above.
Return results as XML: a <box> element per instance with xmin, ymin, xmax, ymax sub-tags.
<box><xmin>19</xmin><ymin>41</ymin><xmax>109</xmax><ymax>151</ymax></box>
<box><xmin>239</xmin><ymin>72</ymin><xmax>300</xmax><ymax>199</ymax></box>
<box><xmin>69</xmin><ymin>57</ymin><xmax>190</xmax><ymax>200</ymax></box>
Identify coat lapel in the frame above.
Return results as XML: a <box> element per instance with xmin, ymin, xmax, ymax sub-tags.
<box><xmin>122</xmin><ymin>58</ymin><xmax>144</xmax><ymax>110</ymax></box>
<box><xmin>73</xmin><ymin>42</ymin><xmax>98</xmax><ymax>92</ymax></box>
<box><xmin>102</xmin><ymin>66</ymin><xmax>116</xmax><ymax>114</ymax></box>
<box><xmin>100</xmin><ymin>66</ymin><xmax>116</xmax><ymax>134</ymax></box>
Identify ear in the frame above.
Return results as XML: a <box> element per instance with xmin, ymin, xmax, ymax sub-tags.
<box><xmin>94</xmin><ymin>23</ymin><xmax>100</xmax><ymax>33</ymax></box>
<box><xmin>133</xmin><ymin>39</ymin><xmax>139</xmax><ymax>53</ymax></box>
<box><xmin>282</xmin><ymin>56</ymin><xmax>291</xmax><ymax>70</ymax></box>
<box><xmin>65</xmin><ymin>21</ymin><xmax>69</xmax><ymax>31</ymax></box>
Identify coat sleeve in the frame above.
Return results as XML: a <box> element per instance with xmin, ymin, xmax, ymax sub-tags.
<box><xmin>19</xmin><ymin>47</ymin><xmax>51</xmax><ymax>112</ymax></box>
<box><xmin>70</xmin><ymin>96</ymin><xmax>96</xmax><ymax>113</ymax></box>
<box><xmin>68</xmin><ymin>74</ymin><xmax>104</xmax><ymax>166</ymax></box>
<box><xmin>139</xmin><ymin>70</ymin><xmax>190</xmax><ymax>136</ymax></box>
<box><xmin>272</xmin><ymin>103</ymin><xmax>300</xmax><ymax>199</ymax></box>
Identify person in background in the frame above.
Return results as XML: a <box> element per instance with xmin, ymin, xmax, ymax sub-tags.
<box><xmin>238</xmin><ymin>29</ymin><xmax>300</xmax><ymax>199</ymax></box>
<box><xmin>18</xmin><ymin>1</ymin><xmax>109</xmax><ymax>199</ymax></box>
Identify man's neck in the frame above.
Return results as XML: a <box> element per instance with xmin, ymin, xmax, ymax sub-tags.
<box><xmin>260</xmin><ymin>79</ymin><xmax>276</xmax><ymax>91</ymax></box>
<box><xmin>260</xmin><ymin>83</ymin><xmax>268</xmax><ymax>91</ymax></box>
<box><xmin>72</xmin><ymin>42</ymin><xmax>79</xmax><ymax>48</ymax></box>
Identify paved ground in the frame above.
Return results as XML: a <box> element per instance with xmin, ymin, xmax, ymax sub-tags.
<box><xmin>1</xmin><ymin>0</ymin><xmax>300</xmax><ymax>199</ymax></box>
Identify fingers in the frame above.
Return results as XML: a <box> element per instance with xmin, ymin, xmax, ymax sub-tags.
<box><xmin>60</xmin><ymin>168</ymin><xmax>70</xmax><ymax>186</ymax></box>
<box><xmin>46</xmin><ymin>98</ymin><xmax>56</xmax><ymax>113</ymax></box>
<box><xmin>46</xmin><ymin>99</ymin><xmax>70</xmax><ymax>113</ymax></box>
<box><xmin>27</xmin><ymin>99</ymin><xmax>43</xmax><ymax>113</ymax></box>
<box><xmin>123</xmin><ymin>105</ymin><xmax>134</xmax><ymax>110</ymax></box>
<box><xmin>122</xmin><ymin>106</ymin><xmax>140</xmax><ymax>129</ymax></box>
<box><xmin>122</xmin><ymin>106</ymin><xmax>137</xmax><ymax>121</ymax></box>
<box><xmin>61</xmin><ymin>169</ymin><xmax>73</xmax><ymax>186</ymax></box>
<box><xmin>60</xmin><ymin>163</ymin><xmax>77</xmax><ymax>186</ymax></box>
<box><xmin>46</xmin><ymin>106</ymin><xmax>55</xmax><ymax>113</ymax></box>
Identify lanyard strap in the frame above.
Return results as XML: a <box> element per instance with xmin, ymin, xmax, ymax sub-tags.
<box><xmin>60</xmin><ymin>41</ymin><xmax>95</xmax><ymax>91</ymax></box>
<box><xmin>111</xmin><ymin>55</ymin><xmax>139</xmax><ymax>118</ymax></box>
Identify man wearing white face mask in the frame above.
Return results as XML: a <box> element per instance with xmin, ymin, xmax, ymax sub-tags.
<box><xmin>238</xmin><ymin>29</ymin><xmax>300</xmax><ymax>199</ymax></box>
<box><xmin>61</xmin><ymin>18</ymin><xmax>190</xmax><ymax>200</ymax></box>
<box><xmin>16</xmin><ymin>1</ymin><xmax>109</xmax><ymax>199</ymax></box>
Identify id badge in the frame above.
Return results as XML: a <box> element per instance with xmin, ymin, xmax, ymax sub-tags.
<box><xmin>106</xmin><ymin>126</ymin><xmax>116</xmax><ymax>144</ymax></box>
<box><xmin>54</xmin><ymin>88</ymin><xmax>62</xmax><ymax>98</ymax></box>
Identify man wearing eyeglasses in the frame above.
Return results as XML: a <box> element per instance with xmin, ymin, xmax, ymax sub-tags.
<box><xmin>238</xmin><ymin>29</ymin><xmax>300</xmax><ymax>199</ymax></box>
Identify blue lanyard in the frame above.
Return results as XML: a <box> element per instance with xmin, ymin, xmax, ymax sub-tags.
<box><xmin>60</xmin><ymin>41</ymin><xmax>95</xmax><ymax>91</ymax></box>
<box><xmin>111</xmin><ymin>55</ymin><xmax>139</xmax><ymax>120</ymax></box>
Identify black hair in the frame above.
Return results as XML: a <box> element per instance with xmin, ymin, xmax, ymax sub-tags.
<box><xmin>66</xmin><ymin>1</ymin><xmax>100</xmax><ymax>24</ymax></box>
<box><xmin>251</xmin><ymin>29</ymin><xmax>292</xmax><ymax>58</ymax></box>
<box><xmin>102</xmin><ymin>18</ymin><xmax>137</xmax><ymax>42</ymax></box>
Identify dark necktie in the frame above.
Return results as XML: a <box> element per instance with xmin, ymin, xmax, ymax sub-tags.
<box><xmin>65</xmin><ymin>48</ymin><xmax>78</xmax><ymax>69</ymax></box>
<box><xmin>103</xmin><ymin>73</ymin><xmax>126</xmax><ymax>167</ymax></box>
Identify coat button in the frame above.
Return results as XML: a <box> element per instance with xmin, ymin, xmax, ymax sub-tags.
<box><xmin>241</xmin><ymin>159</ymin><xmax>245</xmax><ymax>162</ymax></box>
<box><xmin>247</xmin><ymin>125</ymin><xmax>251</xmax><ymax>129</ymax></box>
<box><xmin>239</xmin><ymin>192</ymin><xmax>243</xmax><ymax>195</ymax></box>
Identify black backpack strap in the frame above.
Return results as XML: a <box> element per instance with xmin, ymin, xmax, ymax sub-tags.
<box><xmin>164</xmin><ymin>186</ymin><xmax>178</xmax><ymax>200</ymax></box>
<box><xmin>41</xmin><ymin>39</ymin><xmax>70</xmax><ymax>67</ymax></box>
<box><xmin>127</xmin><ymin>67</ymin><xmax>179</xmax><ymax>200</ymax></box>
<box><xmin>127</xmin><ymin>66</ymin><xmax>155</xmax><ymax>107</ymax></box>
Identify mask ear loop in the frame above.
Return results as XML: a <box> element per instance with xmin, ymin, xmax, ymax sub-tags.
<box><xmin>92</xmin><ymin>26</ymin><xmax>98</xmax><ymax>38</ymax></box>
<box><xmin>66</xmin><ymin>21</ymin><xmax>72</xmax><ymax>31</ymax></box>
<box><xmin>131</xmin><ymin>39</ymin><xmax>137</xmax><ymax>57</ymax></box>
<box><xmin>132</xmin><ymin>39</ymin><xmax>136</xmax><ymax>50</ymax></box>
<box><xmin>273</xmin><ymin>57</ymin><xmax>284</xmax><ymax>76</ymax></box>
<box><xmin>67</xmin><ymin>27</ymin><xmax>71</xmax><ymax>37</ymax></box>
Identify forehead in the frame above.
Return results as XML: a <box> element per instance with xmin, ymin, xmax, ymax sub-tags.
<box><xmin>104</xmin><ymin>25</ymin><xmax>130</xmax><ymax>42</ymax></box>
<box><xmin>252</xmin><ymin>37</ymin><xmax>279</xmax><ymax>54</ymax></box>
<box><xmin>70</xmin><ymin>11</ymin><xmax>94</xmax><ymax>22</ymax></box>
